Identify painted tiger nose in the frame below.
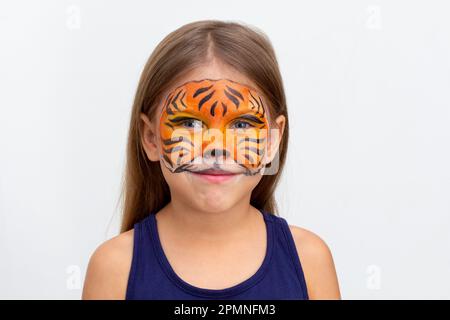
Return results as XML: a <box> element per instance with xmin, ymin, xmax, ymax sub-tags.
<box><xmin>203</xmin><ymin>148</ymin><xmax>230</xmax><ymax>158</ymax></box>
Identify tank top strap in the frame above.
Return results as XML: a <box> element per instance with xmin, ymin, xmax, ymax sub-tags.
<box><xmin>263</xmin><ymin>211</ymin><xmax>309</xmax><ymax>299</ymax></box>
<box><xmin>125</xmin><ymin>213</ymin><xmax>162</xmax><ymax>300</ymax></box>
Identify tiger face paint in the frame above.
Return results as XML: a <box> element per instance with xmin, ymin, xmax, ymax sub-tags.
<box><xmin>156</xmin><ymin>79</ymin><xmax>272</xmax><ymax>176</ymax></box>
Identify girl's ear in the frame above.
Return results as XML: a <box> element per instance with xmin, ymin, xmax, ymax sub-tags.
<box><xmin>140</xmin><ymin>113</ymin><xmax>160</xmax><ymax>161</ymax></box>
<box><xmin>263</xmin><ymin>114</ymin><xmax>286</xmax><ymax>171</ymax></box>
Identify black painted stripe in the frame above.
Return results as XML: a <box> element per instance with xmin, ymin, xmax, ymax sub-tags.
<box><xmin>163</xmin><ymin>93</ymin><xmax>172</xmax><ymax>109</ymax></box>
<box><xmin>249</xmin><ymin>92</ymin><xmax>260</xmax><ymax>108</ymax></box>
<box><xmin>164</xmin><ymin>122</ymin><xmax>174</xmax><ymax>129</ymax></box>
<box><xmin>166</xmin><ymin>107</ymin><xmax>174</xmax><ymax>115</ymax></box>
<box><xmin>249</xmin><ymin>92</ymin><xmax>260</xmax><ymax>113</ymax></box>
<box><xmin>172</xmin><ymin>100</ymin><xmax>180</xmax><ymax>111</ymax></box>
<box><xmin>180</xmin><ymin>93</ymin><xmax>187</xmax><ymax>109</ymax></box>
<box><xmin>198</xmin><ymin>90</ymin><xmax>215</xmax><ymax>111</ymax></box>
<box><xmin>240</xmin><ymin>146</ymin><xmax>265</xmax><ymax>155</ymax></box>
<box><xmin>224</xmin><ymin>89</ymin><xmax>240</xmax><ymax>109</ymax></box>
<box><xmin>168</xmin><ymin>116</ymin><xmax>199</xmax><ymax>124</ymax></box>
<box><xmin>258</xmin><ymin>96</ymin><xmax>265</xmax><ymax>116</ymax></box>
<box><xmin>221</xmin><ymin>102</ymin><xmax>228</xmax><ymax>117</ymax></box>
<box><xmin>173</xmin><ymin>163</ymin><xmax>192</xmax><ymax>173</ymax></box>
<box><xmin>163</xmin><ymin>154</ymin><xmax>173</xmax><ymax>167</ymax></box>
<box><xmin>225</xmin><ymin>85</ymin><xmax>244</xmax><ymax>101</ymax></box>
<box><xmin>237</xmin><ymin>137</ymin><xmax>266</xmax><ymax>145</ymax></box>
<box><xmin>165</xmin><ymin>93</ymin><xmax>175</xmax><ymax>115</ymax></box>
<box><xmin>163</xmin><ymin>145</ymin><xmax>191</xmax><ymax>154</ymax></box>
<box><xmin>244</xmin><ymin>153</ymin><xmax>255</xmax><ymax>163</ymax></box>
<box><xmin>210</xmin><ymin>100</ymin><xmax>218</xmax><ymax>117</ymax></box>
<box><xmin>236</xmin><ymin>114</ymin><xmax>264</xmax><ymax>124</ymax></box>
<box><xmin>178</xmin><ymin>91</ymin><xmax>187</xmax><ymax>109</ymax></box>
<box><xmin>162</xmin><ymin>136</ymin><xmax>194</xmax><ymax>147</ymax></box>
<box><xmin>171</xmin><ymin>90</ymin><xmax>183</xmax><ymax>111</ymax></box>
<box><xmin>193</xmin><ymin>85</ymin><xmax>213</xmax><ymax>98</ymax></box>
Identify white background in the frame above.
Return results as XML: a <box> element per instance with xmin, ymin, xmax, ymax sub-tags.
<box><xmin>1</xmin><ymin>0</ymin><xmax>449</xmax><ymax>299</ymax></box>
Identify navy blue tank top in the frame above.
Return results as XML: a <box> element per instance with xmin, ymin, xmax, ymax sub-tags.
<box><xmin>126</xmin><ymin>209</ymin><xmax>309</xmax><ymax>300</ymax></box>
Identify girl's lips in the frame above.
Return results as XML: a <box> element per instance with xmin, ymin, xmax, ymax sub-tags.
<box><xmin>190</xmin><ymin>171</ymin><xmax>240</xmax><ymax>183</ymax></box>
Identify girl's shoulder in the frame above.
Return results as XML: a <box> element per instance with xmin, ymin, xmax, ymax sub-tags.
<box><xmin>287</xmin><ymin>224</ymin><xmax>341</xmax><ymax>299</ymax></box>
<box><xmin>82</xmin><ymin>229</ymin><xmax>134</xmax><ymax>299</ymax></box>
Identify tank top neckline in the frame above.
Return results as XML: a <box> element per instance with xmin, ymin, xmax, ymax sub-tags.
<box><xmin>146</xmin><ymin>208</ymin><xmax>275</xmax><ymax>299</ymax></box>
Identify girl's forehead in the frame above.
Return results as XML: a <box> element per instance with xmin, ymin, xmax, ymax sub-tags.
<box><xmin>158</xmin><ymin>78</ymin><xmax>269</xmax><ymax>119</ymax></box>
<box><xmin>167</xmin><ymin>78</ymin><xmax>260</xmax><ymax>94</ymax></box>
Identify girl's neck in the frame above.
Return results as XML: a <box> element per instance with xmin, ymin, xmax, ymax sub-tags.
<box><xmin>155</xmin><ymin>199</ymin><xmax>262</xmax><ymax>243</ymax></box>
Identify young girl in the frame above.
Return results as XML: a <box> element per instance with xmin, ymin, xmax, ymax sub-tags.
<box><xmin>82</xmin><ymin>20</ymin><xmax>340</xmax><ymax>300</ymax></box>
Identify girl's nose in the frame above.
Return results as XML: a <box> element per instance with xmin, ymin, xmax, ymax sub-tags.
<box><xmin>203</xmin><ymin>147</ymin><xmax>230</xmax><ymax>162</ymax></box>
<box><xmin>203</xmin><ymin>147</ymin><xmax>230</xmax><ymax>160</ymax></box>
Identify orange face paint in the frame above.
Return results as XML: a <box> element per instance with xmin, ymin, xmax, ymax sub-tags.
<box><xmin>157</xmin><ymin>79</ymin><xmax>270</xmax><ymax>176</ymax></box>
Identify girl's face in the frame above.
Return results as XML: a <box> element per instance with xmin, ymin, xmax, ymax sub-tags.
<box><xmin>141</xmin><ymin>63</ymin><xmax>285</xmax><ymax>213</ymax></box>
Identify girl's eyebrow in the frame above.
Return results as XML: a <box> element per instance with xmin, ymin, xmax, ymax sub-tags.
<box><xmin>233</xmin><ymin>114</ymin><xmax>265</xmax><ymax>124</ymax></box>
<box><xmin>167</xmin><ymin>116</ymin><xmax>201</xmax><ymax>123</ymax></box>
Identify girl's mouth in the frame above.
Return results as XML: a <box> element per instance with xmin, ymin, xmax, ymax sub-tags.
<box><xmin>190</xmin><ymin>169</ymin><xmax>240</xmax><ymax>183</ymax></box>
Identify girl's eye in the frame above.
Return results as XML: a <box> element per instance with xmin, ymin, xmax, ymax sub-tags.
<box><xmin>181</xmin><ymin>119</ymin><xmax>203</xmax><ymax>129</ymax></box>
<box><xmin>231</xmin><ymin>121</ymin><xmax>254</xmax><ymax>129</ymax></box>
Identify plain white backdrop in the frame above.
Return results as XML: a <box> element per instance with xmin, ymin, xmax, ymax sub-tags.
<box><xmin>1</xmin><ymin>0</ymin><xmax>449</xmax><ymax>299</ymax></box>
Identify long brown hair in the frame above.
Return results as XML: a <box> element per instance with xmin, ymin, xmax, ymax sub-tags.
<box><xmin>120</xmin><ymin>20</ymin><xmax>289</xmax><ymax>232</ymax></box>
